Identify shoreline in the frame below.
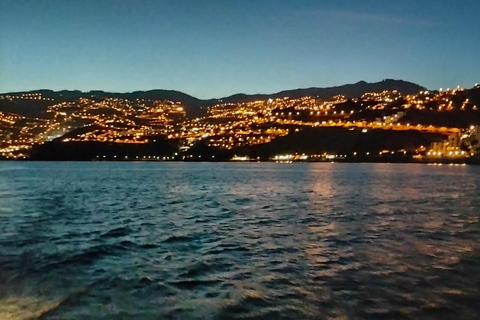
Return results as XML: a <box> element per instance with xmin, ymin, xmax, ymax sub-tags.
<box><xmin>1</xmin><ymin>158</ymin><xmax>478</xmax><ymax>165</ymax></box>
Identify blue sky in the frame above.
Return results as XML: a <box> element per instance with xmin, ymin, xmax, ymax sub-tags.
<box><xmin>1</xmin><ymin>0</ymin><xmax>479</xmax><ymax>98</ymax></box>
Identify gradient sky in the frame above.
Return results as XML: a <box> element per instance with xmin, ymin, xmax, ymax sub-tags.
<box><xmin>1</xmin><ymin>0</ymin><xmax>479</xmax><ymax>98</ymax></box>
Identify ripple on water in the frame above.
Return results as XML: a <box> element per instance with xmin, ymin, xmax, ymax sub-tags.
<box><xmin>1</xmin><ymin>162</ymin><xmax>480</xmax><ymax>319</ymax></box>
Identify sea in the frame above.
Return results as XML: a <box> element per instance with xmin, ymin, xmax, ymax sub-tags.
<box><xmin>0</xmin><ymin>161</ymin><xmax>479</xmax><ymax>320</ymax></box>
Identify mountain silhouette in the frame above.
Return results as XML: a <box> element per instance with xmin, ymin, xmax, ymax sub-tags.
<box><xmin>217</xmin><ymin>79</ymin><xmax>426</xmax><ymax>104</ymax></box>
<box><xmin>1</xmin><ymin>79</ymin><xmax>425</xmax><ymax>118</ymax></box>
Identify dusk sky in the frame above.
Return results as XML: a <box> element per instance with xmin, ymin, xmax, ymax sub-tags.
<box><xmin>1</xmin><ymin>0</ymin><xmax>479</xmax><ymax>99</ymax></box>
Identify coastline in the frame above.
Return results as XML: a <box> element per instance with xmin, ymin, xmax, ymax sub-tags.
<box><xmin>1</xmin><ymin>157</ymin><xmax>478</xmax><ymax>164</ymax></box>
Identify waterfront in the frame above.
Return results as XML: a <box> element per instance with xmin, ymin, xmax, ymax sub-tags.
<box><xmin>1</xmin><ymin>162</ymin><xmax>479</xmax><ymax>319</ymax></box>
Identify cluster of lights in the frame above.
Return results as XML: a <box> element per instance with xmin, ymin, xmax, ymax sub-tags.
<box><xmin>2</xmin><ymin>84</ymin><xmax>480</xmax><ymax>159</ymax></box>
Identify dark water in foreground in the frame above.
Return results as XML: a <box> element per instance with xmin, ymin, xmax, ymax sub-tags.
<box><xmin>0</xmin><ymin>162</ymin><xmax>479</xmax><ymax>320</ymax></box>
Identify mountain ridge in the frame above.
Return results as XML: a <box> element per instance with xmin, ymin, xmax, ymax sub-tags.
<box><xmin>218</xmin><ymin>79</ymin><xmax>426</xmax><ymax>103</ymax></box>
<box><xmin>1</xmin><ymin>79</ymin><xmax>426</xmax><ymax>118</ymax></box>
<box><xmin>1</xmin><ymin>79</ymin><xmax>426</xmax><ymax>102</ymax></box>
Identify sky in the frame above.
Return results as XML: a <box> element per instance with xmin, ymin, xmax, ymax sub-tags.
<box><xmin>0</xmin><ymin>0</ymin><xmax>479</xmax><ymax>99</ymax></box>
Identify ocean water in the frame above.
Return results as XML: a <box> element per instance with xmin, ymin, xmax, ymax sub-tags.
<box><xmin>0</xmin><ymin>161</ymin><xmax>479</xmax><ymax>320</ymax></box>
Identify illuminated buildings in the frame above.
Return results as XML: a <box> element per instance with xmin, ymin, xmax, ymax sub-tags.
<box><xmin>1</xmin><ymin>83</ymin><xmax>480</xmax><ymax>160</ymax></box>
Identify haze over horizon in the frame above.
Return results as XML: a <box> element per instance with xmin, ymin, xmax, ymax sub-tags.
<box><xmin>1</xmin><ymin>0</ymin><xmax>479</xmax><ymax>99</ymax></box>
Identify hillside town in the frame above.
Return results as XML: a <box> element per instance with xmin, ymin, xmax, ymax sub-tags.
<box><xmin>1</xmin><ymin>83</ymin><xmax>480</xmax><ymax>161</ymax></box>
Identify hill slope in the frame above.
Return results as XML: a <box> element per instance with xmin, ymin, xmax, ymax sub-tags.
<box><xmin>218</xmin><ymin>79</ymin><xmax>426</xmax><ymax>103</ymax></box>
<box><xmin>1</xmin><ymin>79</ymin><xmax>425</xmax><ymax>118</ymax></box>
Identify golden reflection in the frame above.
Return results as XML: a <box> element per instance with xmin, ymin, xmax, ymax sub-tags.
<box><xmin>0</xmin><ymin>296</ymin><xmax>61</xmax><ymax>320</ymax></box>
<box><xmin>306</xmin><ymin>163</ymin><xmax>336</xmax><ymax>211</ymax></box>
<box><xmin>303</xmin><ymin>163</ymin><xmax>480</xmax><ymax>292</ymax></box>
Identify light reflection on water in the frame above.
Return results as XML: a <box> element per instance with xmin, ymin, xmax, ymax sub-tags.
<box><xmin>0</xmin><ymin>162</ymin><xmax>479</xmax><ymax>319</ymax></box>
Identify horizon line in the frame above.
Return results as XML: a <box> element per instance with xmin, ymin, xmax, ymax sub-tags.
<box><xmin>0</xmin><ymin>78</ymin><xmax>431</xmax><ymax>100</ymax></box>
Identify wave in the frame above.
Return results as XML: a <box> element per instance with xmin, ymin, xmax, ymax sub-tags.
<box><xmin>169</xmin><ymin>279</ymin><xmax>221</xmax><ymax>290</ymax></box>
<box><xmin>99</xmin><ymin>226</ymin><xmax>132</xmax><ymax>238</ymax></box>
<box><xmin>35</xmin><ymin>241</ymin><xmax>143</xmax><ymax>273</ymax></box>
<box><xmin>161</xmin><ymin>234</ymin><xmax>194</xmax><ymax>243</ymax></box>
<box><xmin>179</xmin><ymin>261</ymin><xmax>213</xmax><ymax>278</ymax></box>
<box><xmin>217</xmin><ymin>290</ymin><xmax>272</xmax><ymax>318</ymax></box>
<box><xmin>204</xmin><ymin>243</ymin><xmax>250</xmax><ymax>255</ymax></box>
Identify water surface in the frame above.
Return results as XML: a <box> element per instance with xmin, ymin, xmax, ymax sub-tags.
<box><xmin>0</xmin><ymin>162</ymin><xmax>479</xmax><ymax>319</ymax></box>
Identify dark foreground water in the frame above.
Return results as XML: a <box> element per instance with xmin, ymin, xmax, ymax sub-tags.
<box><xmin>0</xmin><ymin>162</ymin><xmax>480</xmax><ymax>320</ymax></box>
